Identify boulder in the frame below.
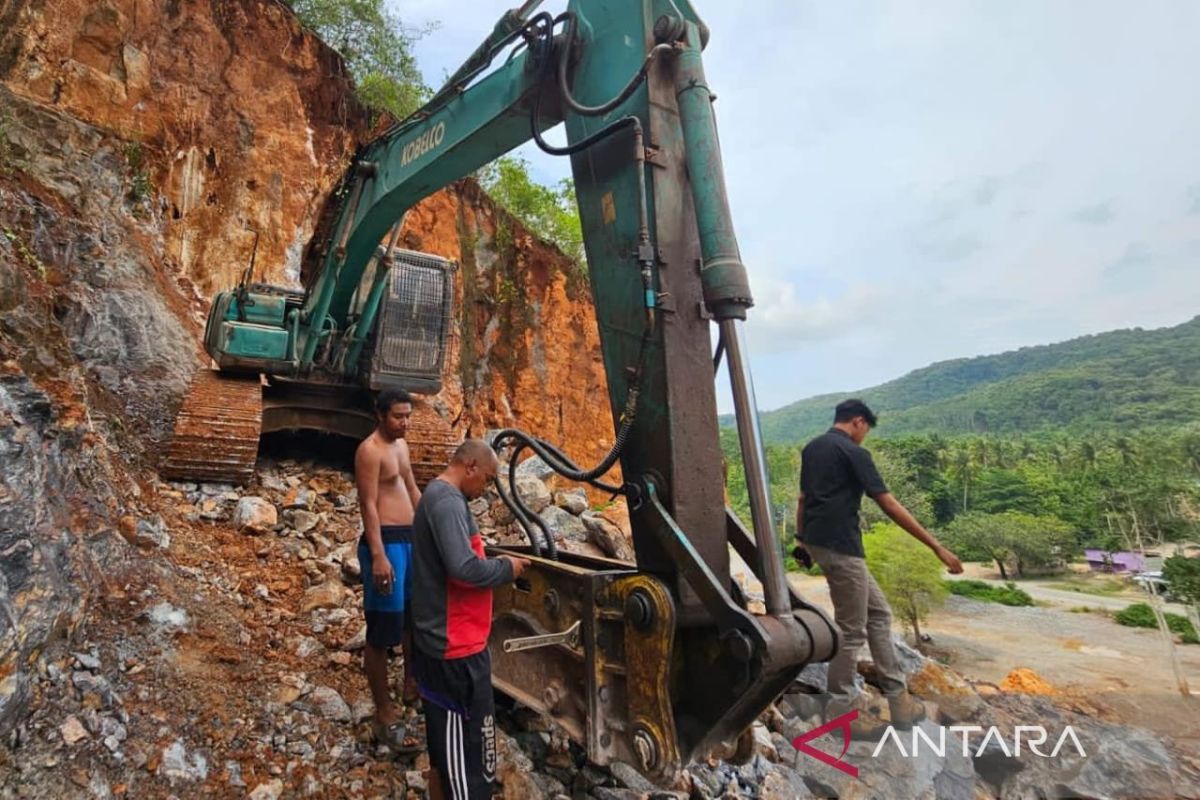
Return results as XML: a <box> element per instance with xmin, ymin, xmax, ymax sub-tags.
<box><xmin>581</xmin><ymin>512</ymin><xmax>634</xmax><ymax>560</ymax></box>
<box><xmin>554</xmin><ymin>489</ymin><xmax>588</xmax><ymax>515</ymax></box>
<box><xmin>119</xmin><ymin>514</ymin><xmax>170</xmax><ymax>549</ymax></box>
<box><xmin>301</xmin><ymin>686</ymin><xmax>351</xmax><ymax>723</ymax></box>
<box><xmin>514</xmin><ymin>476</ymin><xmax>553</xmax><ymax>514</ymax></box>
<box><xmin>515</xmin><ymin>455</ymin><xmax>554</xmax><ymax>481</ymax></box>
<box><xmin>539</xmin><ymin>505</ymin><xmax>588</xmax><ymax>542</ymax></box>
<box><xmin>233</xmin><ymin>497</ymin><xmax>277</xmax><ymax>533</ymax></box>
<box><xmin>301</xmin><ymin>581</ymin><xmax>347</xmax><ymax>612</ymax></box>
<box><xmin>283</xmin><ymin>508</ymin><xmax>320</xmax><ymax>535</ymax></box>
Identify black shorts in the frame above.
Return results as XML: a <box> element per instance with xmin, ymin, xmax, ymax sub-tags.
<box><xmin>412</xmin><ymin>647</ymin><xmax>497</xmax><ymax>800</ymax></box>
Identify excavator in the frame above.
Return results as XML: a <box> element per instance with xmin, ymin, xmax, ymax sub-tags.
<box><xmin>162</xmin><ymin>0</ymin><xmax>840</xmax><ymax>784</ymax></box>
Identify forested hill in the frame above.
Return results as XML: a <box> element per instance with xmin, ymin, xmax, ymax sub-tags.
<box><xmin>750</xmin><ymin>315</ymin><xmax>1200</xmax><ymax>444</ymax></box>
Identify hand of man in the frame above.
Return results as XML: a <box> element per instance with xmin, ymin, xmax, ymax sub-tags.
<box><xmin>791</xmin><ymin>544</ymin><xmax>813</xmax><ymax>570</ymax></box>
<box><xmin>504</xmin><ymin>556</ymin><xmax>532</xmax><ymax>578</ymax></box>
<box><xmin>937</xmin><ymin>546</ymin><xmax>964</xmax><ymax>575</ymax></box>
<box><xmin>372</xmin><ymin>553</ymin><xmax>396</xmax><ymax>595</ymax></box>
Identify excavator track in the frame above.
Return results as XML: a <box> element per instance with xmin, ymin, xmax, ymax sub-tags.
<box><xmin>161</xmin><ymin>369</ymin><xmax>263</xmax><ymax>485</ymax></box>
<box><xmin>405</xmin><ymin>403</ymin><xmax>460</xmax><ymax>488</ymax></box>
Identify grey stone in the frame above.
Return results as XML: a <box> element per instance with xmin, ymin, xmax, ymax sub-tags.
<box><xmin>248</xmin><ymin>778</ymin><xmax>284</xmax><ymax>800</ymax></box>
<box><xmin>225</xmin><ymin>760</ymin><xmax>246</xmax><ymax>788</ymax></box>
<box><xmin>540</xmin><ymin>505</ymin><xmax>588</xmax><ymax>542</ymax></box>
<box><xmin>996</xmin><ymin>717</ymin><xmax>1183</xmax><ymax>800</ymax></box>
<box><xmin>686</xmin><ymin>763</ymin><xmax>732</xmax><ymax>799</ymax></box>
<box><xmin>284</xmin><ymin>509</ymin><xmax>320</xmax><ymax>534</ymax></box>
<box><xmin>554</xmin><ymin>489</ymin><xmax>588</xmax><ymax>515</ymax></box>
<box><xmin>610</xmin><ymin>761</ymin><xmax>656</xmax><ymax>792</ymax></box>
<box><xmin>581</xmin><ymin>512</ymin><xmax>634</xmax><ymax>560</ymax></box>
<box><xmin>133</xmin><ymin>515</ymin><xmax>170</xmax><ymax>549</ymax></box>
<box><xmin>234</xmin><ymin>497</ymin><xmax>278</xmax><ymax>533</ymax></box>
<box><xmin>158</xmin><ymin>739</ymin><xmax>209</xmax><ymax>784</ymax></box>
<box><xmin>771</xmin><ymin>731</ymin><xmax>798</xmax><ymax>767</ymax></box>
<box><xmin>73</xmin><ymin>651</ymin><xmax>101</xmax><ymax>671</ymax></box>
<box><xmin>794</xmin><ymin>719</ymin><xmax>977</xmax><ymax>800</ymax></box>
<box><xmin>302</xmin><ymin>686</ymin><xmax>351</xmax><ymax>723</ymax></box>
<box><xmin>892</xmin><ymin>636</ymin><xmax>930</xmax><ymax>674</ymax></box>
<box><xmin>515</xmin><ymin>455</ymin><xmax>555</xmax><ymax>481</ymax></box>
<box><xmin>761</xmin><ymin>766</ymin><xmax>814</xmax><ymax>799</ymax></box>
<box><xmin>295</xmin><ymin>636</ymin><xmax>325</xmax><ymax>658</ymax></box>
<box><xmin>778</xmin><ymin>690</ymin><xmax>824</xmax><ymax>722</ymax></box>
<box><xmin>515</xmin><ymin>476</ymin><xmax>553</xmax><ymax>514</ymax></box>
<box><xmin>591</xmin><ymin>789</ymin><xmax>641</xmax><ymax>800</ymax></box>
<box><xmin>147</xmin><ymin>602</ymin><xmax>189</xmax><ymax>631</ymax></box>
<box><xmin>72</xmin><ymin>671</ymin><xmax>115</xmax><ymax>707</ymax></box>
<box><xmin>405</xmin><ymin>770</ymin><xmax>428</xmax><ymax>793</ymax></box>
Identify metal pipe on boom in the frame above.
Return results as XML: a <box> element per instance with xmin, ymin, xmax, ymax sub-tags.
<box><xmin>669</xmin><ymin>18</ymin><xmax>789</xmax><ymax>617</ymax></box>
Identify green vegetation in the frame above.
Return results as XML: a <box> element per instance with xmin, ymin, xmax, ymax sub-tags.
<box><xmin>1045</xmin><ymin>575</ymin><xmax>1128</xmax><ymax>597</ymax></box>
<box><xmin>748</xmin><ymin>316</ymin><xmax>1200</xmax><ymax>444</ymax></box>
<box><xmin>944</xmin><ymin>579</ymin><xmax>1034</xmax><ymax>606</ymax></box>
<box><xmin>2</xmin><ymin>227</ymin><xmax>45</xmax><ymax>277</ymax></box>
<box><xmin>477</xmin><ymin>155</ymin><xmax>585</xmax><ymax>270</ymax></box>
<box><xmin>285</xmin><ymin>0</ymin><xmax>430</xmax><ymax>119</ymax></box>
<box><xmin>1114</xmin><ymin>602</ymin><xmax>1198</xmax><ymax>644</ymax></box>
<box><xmin>864</xmin><ymin>523</ymin><xmax>948</xmax><ymax>643</ymax></box>
<box><xmin>123</xmin><ymin>141</ymin><xmax>153</xmax><ymax>205</ymax></box>
<box><xmin>0</xmin><ymin>109</ymin><xmax>18</xmax><ymax>175</ymax></box>
<box><xmin>1163</xmin><ymin>555</ymin><xmax>1200</xmax><ymax>606</ymax></box>
<box><xmin>941</xmin><ymin>512</ymin><xmax>1075</xmax><ymax>579</ymax></box>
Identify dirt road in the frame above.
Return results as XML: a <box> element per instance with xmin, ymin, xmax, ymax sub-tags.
<box><xmin>788</xmin><ymin>572</ymin><xmax>1200</xmax><ymax>747</ymax></box>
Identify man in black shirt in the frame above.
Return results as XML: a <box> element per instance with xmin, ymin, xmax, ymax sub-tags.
<box><xmin>795</xmin><ymin>399</ymin><xmax>962</xmax><ymax>737</ymax></box>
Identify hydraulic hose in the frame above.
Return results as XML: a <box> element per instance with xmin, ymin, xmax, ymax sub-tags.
<box><xmin>555</xmin><ymin>12</ymin><xmax>674</xmax><ymax>118</ymax></box>
<box><xmin>495</xmin><ymin>13</ymin><xmax>667</xmax><ymax>558</ymax></box>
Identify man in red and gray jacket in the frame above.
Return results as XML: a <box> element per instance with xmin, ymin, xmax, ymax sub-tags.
<box><xmin>409</xmin><ymin>439</ymin><xmax>530</xmax><ymax>800</ymax></box>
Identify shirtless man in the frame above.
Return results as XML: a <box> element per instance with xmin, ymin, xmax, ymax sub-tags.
<box><xmin>355</xmin><ymin>387</ymin><xmax>422</xmax><ymax>751</ymax></box>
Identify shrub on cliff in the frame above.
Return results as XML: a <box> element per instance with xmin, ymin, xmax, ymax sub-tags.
<box><xmin>286</xmin><ymin>0</ymin><xmax>431</xmax><ymax>118</ymax></box>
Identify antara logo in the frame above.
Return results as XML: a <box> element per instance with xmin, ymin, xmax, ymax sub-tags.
<box><xmin>791</xmin><ymin>710</ymin><xmax>1088</xmax><ymax>779</ymax></box>
<box><xmin>401</xmin><ymin>121</ymin><xmax>446</xmax><ymax>166</ymax></box>
<box><xmin>792</xmin><ymin>710</ymin><xmax>860</xmax><ymax>777</ymax></box>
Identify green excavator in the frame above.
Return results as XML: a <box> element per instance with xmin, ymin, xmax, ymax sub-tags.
<box><xmin>162</xmin><ymin>0</ymin><xmax>839</xmax><ymax>783</ymax></box>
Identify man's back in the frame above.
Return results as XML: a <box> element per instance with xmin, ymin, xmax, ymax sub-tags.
<box><xmin>800</xmin><ymin>428</ymin><xmax>887</xmax><ymax>558</ymax></box>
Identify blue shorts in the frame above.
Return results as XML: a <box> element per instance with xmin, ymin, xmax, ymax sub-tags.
<box><xmin>359</xmin><ymin>526</ymin><xmax>412</xmax><ymax>649</ymax></box>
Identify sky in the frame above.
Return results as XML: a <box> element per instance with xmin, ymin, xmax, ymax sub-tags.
<box><xmin>395</xmin><ymin>0</ymin><xmax>1200</xmax><ymax>412</ymax></box>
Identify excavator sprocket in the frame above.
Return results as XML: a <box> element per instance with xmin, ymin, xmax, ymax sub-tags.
<box><xmin>161</xmin><ymin>368</ymin><xmax>263</xmax><ymax>485</ymax></box>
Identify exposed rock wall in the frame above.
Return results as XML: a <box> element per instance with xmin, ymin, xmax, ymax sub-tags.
<box><xmin>0</xmin><ymin>0</ymin><xmax>613</xmax><ymax>733</ymax></box>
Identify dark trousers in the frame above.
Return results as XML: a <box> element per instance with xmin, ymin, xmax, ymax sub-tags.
<box><xmin>413</xmin><ymin>648</ymin><xmax>497</xmax><ymax>800</ymax></box>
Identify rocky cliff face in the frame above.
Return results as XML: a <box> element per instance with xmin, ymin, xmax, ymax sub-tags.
<box><xmin>0</xmin><ymin>0</ymin><xmax>613</xmax><ymax>734</ymax></box>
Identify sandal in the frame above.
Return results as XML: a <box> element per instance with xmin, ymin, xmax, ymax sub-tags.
<box><xmin>371</xmin><ymin>718</ymin><xmax>423</xmax><ymax>756</ymax></box>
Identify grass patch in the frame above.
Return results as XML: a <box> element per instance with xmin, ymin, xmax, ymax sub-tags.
<box><xmin>945</xmin><ymin>579</ymin><xmax>1034</xmax><ymax>607</ymax></box>
<box><xmin>1113</xmin><ymin>602</ymin><xmax>1198</xmax><ymax>644</ymax></box>
<box><xmin>1045</xmin><ymin>575</ymin><xmax>1128</xmax><ymax>597</ymax></box>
